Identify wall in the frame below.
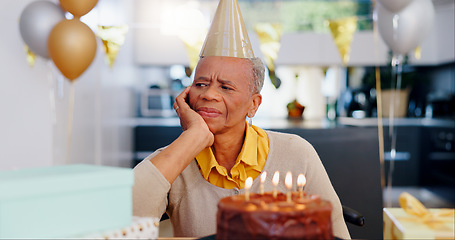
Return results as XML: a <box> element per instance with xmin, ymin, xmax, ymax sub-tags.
<box><xmin>0</xmin><ymin>0</ymin><xmax>53</xmax><ymax>170</ymax></box>
<box><xmin>0</xmin><ymin>0</ymin><xmax>137</xmax><ymax>170</ymax></box>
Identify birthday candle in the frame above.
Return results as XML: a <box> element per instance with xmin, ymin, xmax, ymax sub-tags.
<box><xmin>260</xmin><ymin>172</ymin><xmax>267</xmax><ymax>194</ymax></box>
<box><xmin>272</xmin><ymin>171</ymin><xmax>279</xmax><ymax>198</ymax></box>
<box><xmin>297</xmin><ymin>174</ymin><xmax>306</xmax><ymax>199</ymax></box>
<box><xmin>245</xmin><ymin>177</ymin><xmax>253</xmax><ymax>201</ymax></box>
<box><xmin>285</xmin><ymin>171</ymin><xmax>292</xmax><ymax>202</ymax></box>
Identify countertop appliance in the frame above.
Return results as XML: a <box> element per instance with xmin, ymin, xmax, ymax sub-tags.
<box><xmin>139</xmin><ymin>86</ymin><xmax>178</xmax><ymax>118</ymax></box>
<box><xmin>338</xmin><ymin>87</ymin><xmax>375</xmax><ymax>118</ymax></box>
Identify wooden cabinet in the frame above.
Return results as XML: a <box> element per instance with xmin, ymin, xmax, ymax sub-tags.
<box><xmin>383</xmin><ymin>126</ymin><xmax>422</xmax><ymax>186</ymax></box>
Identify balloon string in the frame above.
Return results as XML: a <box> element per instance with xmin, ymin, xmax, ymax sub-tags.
<box><xmin>375</xmin><ymin>67</ymin><xmax>385</xmax><ymax>189</ymax></box>
<box><xmin>57</xmin><ymin>74</ymin><xmax>65</xmax><ymax>100</ymax></box>
<box><xmin>47</xmin><ymin>61</ymin><xmax>57</xmax><ymax>166</ymax></box>
<box><xmin>47</xmin><ymin>61</ymin><xmax>57</xmax><ymax>126</ymax></box>
<box><xmin>385</xmin><ymin>54</ymin><xmax>404</xmax><ymax>207</ymax></box>
<box><xmin>66</xmin><ymin>82</ymin><xmax>75</xmax><ymax>165</ymax></box>
<box><xmin>389</xmin><ymin>56</ymin><xmax>397</xmax><ymax>136</ymax></box>
<box><xmin>386</xmin><ymin>56</ymin><xmax>397</xmax><ymax>208</ymax></box>
<box><xmin>372</xmin><ymin>6</ymin><xmax>386</xmax><ymax>192</ymax></box>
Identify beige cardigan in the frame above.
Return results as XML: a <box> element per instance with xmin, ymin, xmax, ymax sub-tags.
<box><xmin>133</xmin><ymin>130</ymin><xmax>351</xmax><ymax>239</ymax></box>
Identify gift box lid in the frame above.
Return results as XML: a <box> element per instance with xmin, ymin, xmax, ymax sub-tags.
<box><xmin>0</xmin><ymin>164</ymin><xmax>134</xmax><ymax>201</ymax></box>
<box><xmin>384</xmin><ymin>207</ymin><xmax>455</xmax><ymax>239</ymax></box>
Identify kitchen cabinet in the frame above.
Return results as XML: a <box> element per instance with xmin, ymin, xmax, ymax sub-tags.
<box><xmin>383</xmin><ymin>126</ymin><xmax>422</xmax><ymax>186</ymax></box>
<box><xmin>419</xmin><ymin>126</ymin><xmax>455</xmax><ymax>201</ymax></box>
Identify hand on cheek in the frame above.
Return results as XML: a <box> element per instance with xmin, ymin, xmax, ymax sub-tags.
<box><xmin>174</xmin><ymin>87</ymin><xmax>214</xmax><ymax>147</ymax></box>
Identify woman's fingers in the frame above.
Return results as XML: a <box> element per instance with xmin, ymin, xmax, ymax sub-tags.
<box><xmin>174</xmin><ymin>86</ymin><xmax>191</xmax><ymax>114</ymax></box>
<box><xmin>173</xmin><ymin>86</ymin><xmax>199</xmax><ymax>130</ymax></box>
<box><xmin>173</xmin><ymin>87</ymin><xmax>188</xmax><ymax>116</ymax></box>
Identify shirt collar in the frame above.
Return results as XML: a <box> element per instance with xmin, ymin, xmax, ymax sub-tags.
<box><xmin>196</xmin><ymin>122</ymin><xmax>259</xmax><ymax>180</ymax></box>
<box><xmin>237</xmin><ymin>123</ymin><xmax>259</xmax><ymax>167</ymax></box>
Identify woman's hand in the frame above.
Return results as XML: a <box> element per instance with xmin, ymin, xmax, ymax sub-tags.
<box><xmin>173</xmin><ymin>87</ymin><xmax>214</xmax><ymax>147</ymax></box>
<box><xmin>149</xmin><ymin>87</ymin><xmax>214</xmax><ymax>184</ymax></box>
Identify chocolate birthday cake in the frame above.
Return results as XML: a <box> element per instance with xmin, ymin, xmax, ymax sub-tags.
<box><xmin>216</xmin><ymin>192</ymin><xmax>333</xmax><ymax>240</ymax></box>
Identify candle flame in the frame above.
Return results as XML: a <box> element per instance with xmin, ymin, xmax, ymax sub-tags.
<box><xmin>260</xmin><ymin>172</ymin><xmax>267</xmax><ymax>183</ymax></box>
<box><xmin>245</xmin><ymin>177</ymin><xmax>253</xmax><ymax>189</ymax></box>
<box><xmin>272</xmin><ymin>171</ymin><xmax>279</xmax><ymax>186</ymax></box>
<box><xmin>285</xmin><ymin>171</ymin><xmax>292</xmax><ymax>190</ymax></box>
<box><xmin>297</xmin><ymin>174</ymin><xmax>306</xmax><ymax>188</ymax></box>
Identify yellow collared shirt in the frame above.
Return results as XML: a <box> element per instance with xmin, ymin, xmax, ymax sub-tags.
<box><xmin>195</xmin><ymin>123</ymin><xmax>269</xmax><ymax>189</ymax></box>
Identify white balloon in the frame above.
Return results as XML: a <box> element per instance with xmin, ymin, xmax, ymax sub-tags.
<box><xmin>19</xmin><ymin>1</ymin><xmax>65</xmax><ymax>58</ymax></box>
<box><xmin>376</xmin><ymin>0</ymin><xmax>434</xmax><ymax>55</ymax></box>
<box><xmin>377</xmin><ymin>0</ymin><xmax>414</xmax><ymax>13</ymax></box>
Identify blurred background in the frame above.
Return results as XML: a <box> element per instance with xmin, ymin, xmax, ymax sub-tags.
<box><xmin>0</xmin><ymin>0</ymin><xmax>454</xmax><ymax>238</ymax></box>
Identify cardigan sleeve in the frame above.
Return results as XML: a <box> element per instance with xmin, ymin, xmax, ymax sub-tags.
<box><xmin>132</xmin><ymin>150</ymin><xmax>171</xmax><ymax>219</ymax></box>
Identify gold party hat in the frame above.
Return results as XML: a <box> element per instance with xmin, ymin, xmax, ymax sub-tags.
<box><xmin>199</xmin><ymin>0</ymin><xmax>254</xmax><ymax>58</ymax></box>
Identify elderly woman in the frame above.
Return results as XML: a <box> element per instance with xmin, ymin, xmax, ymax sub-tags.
<box><xmin>132</xmin><ymin>56</ymin><xmax>351</xmax><ymax>239</ymax></box>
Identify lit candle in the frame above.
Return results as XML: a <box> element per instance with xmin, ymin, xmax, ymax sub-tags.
<box><xmin>245</xmin><ymin>177</ymin><xmax>253</xmax><ymax>201</ymax></box>
<box><xmin>285</xmin><ymin>172</ymin><xmax>292</xmax><ymax>202</ymax></box>
<box><xmin>272</xmin><ymin>171</ymin><xmax>279</xmax><ymax>198</ymax></box>
<box><xmin>297</xmin><ymin>174</ymin><xmax>306</xmax><ymax>199</ymax></box>
<box><xmin>259</xmin><ymin>172</ymin><xmax>267</xmax><ymax>194</ymax></box>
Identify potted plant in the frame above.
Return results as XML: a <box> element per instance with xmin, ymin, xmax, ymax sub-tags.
<box><xmin>364</xmin><ymin>53</ymin><xmax>418</xmax><ymax>118</ymax></box>
<box><xmin>286</xmin><ymin>99</ymin><xmax>305</xmax><ymax>119</ymax></box>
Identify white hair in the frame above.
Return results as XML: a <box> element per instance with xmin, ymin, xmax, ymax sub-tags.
<box><xmin>248</xmin><ymin>57</ymin><xmax>265</xmax><ymax>94</ymax></box>
<box><xmin>196</xmin><ymin>56</ymin><xmax>265</xmax><ymax>94</ymax></box>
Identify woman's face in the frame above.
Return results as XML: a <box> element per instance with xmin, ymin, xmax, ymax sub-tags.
<box><xmin>189</xmin><ymin>56</ymin><xmax>261</xmax><ymax>135</ymax></box>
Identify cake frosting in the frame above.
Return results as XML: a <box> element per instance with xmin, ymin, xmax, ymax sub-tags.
<box><xmin>216</xmin><ymin>192</ymin><xmax>333</xmax><ymax>240</ymax></box>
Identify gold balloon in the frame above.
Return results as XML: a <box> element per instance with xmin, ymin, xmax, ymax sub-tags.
<box><xmin>328</xmin><ymin>16</ymin><xmax>357</xmax><ymax>65</ymax></box>
<box><xmin>59</xmin><ymin>0</ymin><xmax>98</xmax><ymax>18</ymax></box>
<box><xmin>48</xmin><ymin>19</ymin><xmax>97</xmax><ymax>81</ymax></box>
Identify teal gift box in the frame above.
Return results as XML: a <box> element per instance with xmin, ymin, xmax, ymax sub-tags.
<box><xmin>0</xmin><ymin>164</ymin><xmax>134</xmax><ymax>238</ymax></box>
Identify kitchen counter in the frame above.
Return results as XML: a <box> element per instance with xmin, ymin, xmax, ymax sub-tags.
<box><xmin>131</xmin><ymin>117</ymin><xmax>454</xmax><ymax>129</ymax></box>
<box><xmin>337</xmin><ymin>117</ymin><xmax>455</xmax><ymax>128</ymax></box>
<box><xmin>131</xmin><ymin>117</ymin><xmax>338</xmax><ymax>129</ymax></box>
